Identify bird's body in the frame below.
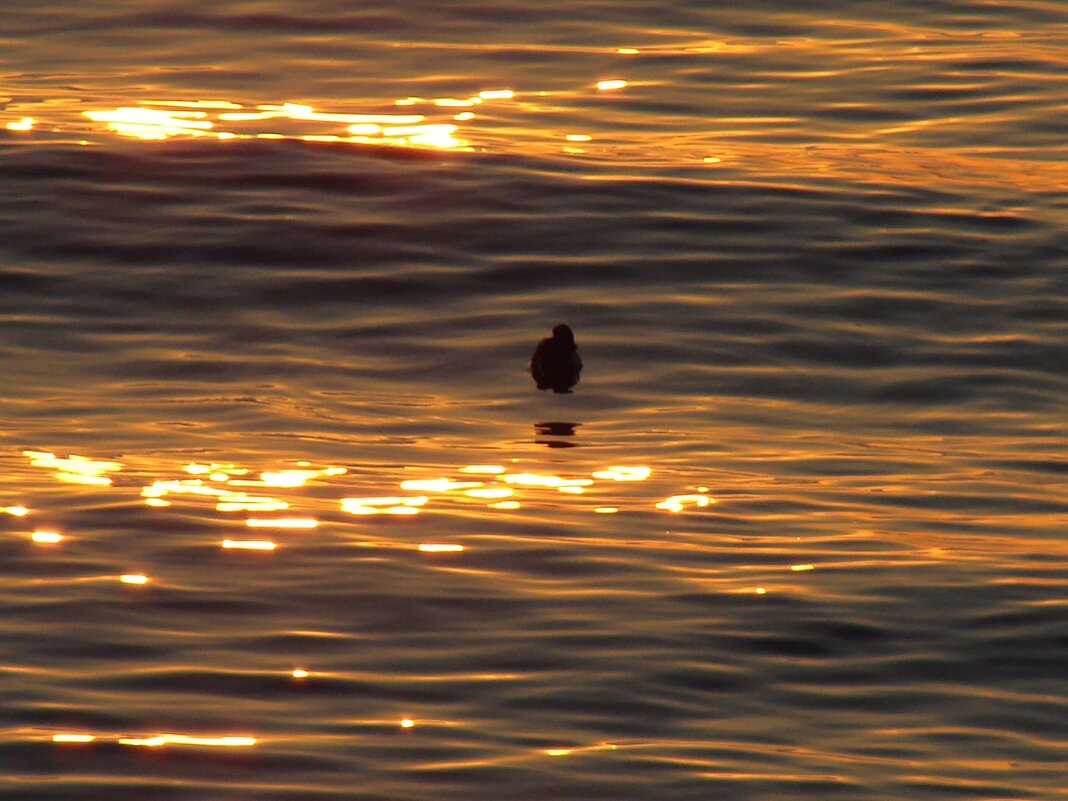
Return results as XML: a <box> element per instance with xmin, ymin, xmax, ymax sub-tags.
<box><xmin>530</xmin><ymin>324</ymin><xmax>582</xmax><ymax>393</ymax></box>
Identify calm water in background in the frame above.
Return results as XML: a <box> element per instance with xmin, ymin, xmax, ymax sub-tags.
<box><xmin>2</xmin><ymin>2</ymin><xmax>1067</xmax><ymax>799</ymax></box>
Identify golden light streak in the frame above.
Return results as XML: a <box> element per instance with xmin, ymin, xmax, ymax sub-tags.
<box><xmin>592</xmin><ymin>466</ymin><xmax>651</xmax><ymax>481</ymax></box>
<box><xmin>400</xmin><ymin>478</ymin><xmax>483</xmax><ymax>492</ymax></box>
<box><xmin>257</xmin><ymin>103</ymin><xmax>426</xmax><ymax>125</ymax></box>
<box><xmin>453</xmin><ymin>112</ymin><xmax>475</xmax><ymax>121</ymax></box>
<box><xmin>142</xmin><ymin>479</ymin><xmax>230</xmax><ymax>498</ymax></box>
<box><xmin>31</xmin><ymin>531</ymin><xmax>63</xmax><ymax>544</ymax></box>
<box><xmin>292</xmin><ymin>668</ymin><xmax>309</xmax><ymax>679</ymax></box>
<box><xmin>83</xmin><ymin>107</ymin><xmax>214</xmax><ymax>140</ymax></box>
<box><xmin>546</xmin><ymin>748</ymin><xmax>572</xmax><ymax>756</ymax></box>
<box><xmin>478</xmin><ymin>90</ymin><xmax>515</xmax><ymax>100</ymax></box>
<box><xmin>655</xmin><ymin>494</ymin><xmax>715</xmax><ymax>513</ymax></box>
<box><xmin>25</xmin><ymin>450</ymin><xmax>122</xmax><ymax>481</ymax></box>
<box><xmin>594</xmin><ymin>507</ymin><xmax>619</xmax><ymax>514</ymax></box>
<box><xmin>216</xmin><ymin>497</ymin><xmax>289</xmax><ymax>512</ymax></box>
<box><xmin>565</xmin><ymin>134</ymin><xmax>592</xmax><ymax>142</ymax></box>
<box><xmin>596</xmin><ymin>79</ymin><xmax>628</xmax><ymax>91</ymax></box>
<box><xmin>55</xmin><ymin>473</ymin><xmax>113</xmax><ymax>486</ymax></box>
<box><xmin>463</xmin><ymin>488</ymin><xmax>514</xmax><ymax>499</ymax></box>
<box><xmin>400</xmin><ymin>718</ymin><xmax>416</xmax><ymax>728</ymax></box>
<box><xmin>141</xmin><ymin>99</ymin><xmax>242</xmax><ymax>109</ymax></box>
<box><xmin>120</xmin><ymin>574</ymin><xmax>149</xmax><ymax>585</ymax></box>
<box><xmin>617</xmin><ymin>48</ymin><xmax>640</xmax><ymax>54</ymax></box>
<box><xmin>432</xmin><ymin>98</ymin><xmax>479</xmax><ymax>107</ymax></box>
<box><xmin>52</xmin><ymin>734</ymin><xmax>95</xmax><ymax>743</ymax></box>
<box><xmin>558</xmin><ymin>486</ymin><xmax>585</xmax><ymax>494</ymax></box>
<box><xmin>1</xmin><ymin>506</ymin><xmax>29</xmax><ymax>516</ymax></box>
<box><xmin>459</xmin><ymin>465</ymin><xmax>506</xmax><ymax>474</ymax></box>
<box><xmin>6</xmin><ymin>117</ymin><xmax>35</xmax><ymax>131</ymax></box>
<box><xmin>144</xmin><ymin>498</ymin><xmax>171</xmax><ymax>507</ymax></box>
<box><xmin>418</xmin><ymin>543</ymin><xmax>464</xmax><ymax>553</ymax></box>
<box><xmin>245</xmin><ymin>518</ymin><xmax>318</xmax><ymax>529</ymax></box>
<box><xmin>119</xmin><ymin>734</ymin><xmax>257</xmax><ymax>748</ymax></box>
<box><xmin>791</xmin><ymin>564</ymin><xmax>815</xmax><ymax>572</ymax></box>
<box><xmin>488</xmin><ymin>501</ymin><xmax>521</xmax><ymax>510</ymax></box>
<box><xmin>258</xmin><ymin>470</ymin><xmax>323</xmax><ymax>487</ymax></box>
<box><xmin>502</xmin><ymin>473</ymin><xmax>593</xmax><ymax>489</ymax></box>
<box><xmin>340</xmin><ymin>496</ymin><xmax>428</xmax><ymax>515</ymax></box>
<box><xmin>119</xmin><ymin>735</ymin><xmax>167</xmax><ymax>747</ymax></box>
<box><xmin>221</xmin><ymin>539</ymin><xmax>277</xmax><ymax>551</ymax></box>
<box><xmin>183</xmin><ymin>462</ymin><xmax>246</xmax><ymax>476</ymax></box>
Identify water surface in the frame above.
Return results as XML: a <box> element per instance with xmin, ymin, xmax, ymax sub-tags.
<box><xmin>2</xmin><ymin>2</ymin><xmax>1066</xmax><ymax>799</ymax></box>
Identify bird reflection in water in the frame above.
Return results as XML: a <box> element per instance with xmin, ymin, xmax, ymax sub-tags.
<box><xmin>535</xmin><ymin>420</ymin><xmax>581</xmax><ymax>448</ymax></box>
<box><xmin>530</xmin><ymin>324</ymin><xmax>582</xmax><ymax>393</ymax></box>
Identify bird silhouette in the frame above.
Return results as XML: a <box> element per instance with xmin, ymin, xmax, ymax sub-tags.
<box><xmin>530</xmin><ymin>324</ymin><xmax>582</xmax><ymax>393</ymax></box>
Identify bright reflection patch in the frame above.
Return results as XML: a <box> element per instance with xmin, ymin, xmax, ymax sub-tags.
<box><xmin>120</xmin><ymin>574</ymin><xmax>149</xmax><ymax>585</ymax></box>
<box><xmin>32</xmin><ymin>531</ymin><xmax>63</xmax><ymax>544</ymax></box>
<box><xmin>118</xmin><ymin>733</ymin><xmax>256</xmax><ymax>748</ymax></box>
<box><xmin>592</xmin><ymin>466</ymin><xmax>651</xmax><ymax>481</ymax></box>
<box><xmin>1</xmin><ymin>506</ymin><xmax>29</xmax><ymax>516</ymax></box>
<box><xmin>53</xmin><ymin>733</ymin><xmax>95</xmax><ymax>743</ymax></box>
<box><xmin>418</xmin><ymin>543</ymin><xmax>464</xmax><ymax>553</ymax></box>
<box><xmin>25</xmin><ymin>450</ymin><xmax>122</xmax><ymax>484</ymax></box>
<box><xmin>655</xmin><ymin>494</ymin><xmax>715</xmax><ymax>513</ymax></box>
<box><xmin>400</xmin><ymin>478</ymin><xmax>483</xmax><ymax>493</ymax></box>
<box><xmin>222</xmin><ymin>539</ymin><xmax>277</xmax><ymax>551</ymax></box>
<box><xmin>246</xmin><ymin>518</ymin><xmax>318</xmax><ymax>529</ymax></box>
<box><xmin>340</xmin><ymin>496</ymin><xmax>427</xmax><ymax>515</ymax></box>
<box><xmin>503</xmin><ymin>473</ymin><xmax>593</xmax><ymax>489</ymax></box>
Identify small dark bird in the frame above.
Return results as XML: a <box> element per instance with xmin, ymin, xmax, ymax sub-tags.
<box><xmin>530</xmin><ymin>323</ymin><xmax>583</xmax><ymax>393</ymax></box>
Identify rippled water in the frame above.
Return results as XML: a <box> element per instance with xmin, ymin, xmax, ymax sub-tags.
<box><xmin>2</xmin><ymin>2</ymin><xmax>1067</xmax><ymax>799</ymax></box>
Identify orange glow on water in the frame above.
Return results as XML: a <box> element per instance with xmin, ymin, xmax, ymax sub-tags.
<box><xmin>221</xmin><ymin>539</ymin><xmax>277</xmax><ymax>551</ymax></box>
<box><xmin>340</xmin><ymin>496</ymin><xmax>428</xmax><ymax>515</ymax></box>
<box><xmin>400</xmin><ymin>718</ymin><xmax>416</xmax><ymax>728</ymax></box>
<box><xmin>503</xmin><ymin>472</ymin><xmax>593</xmax><ymax>489</ymax></box>
<box><xmin>1</xmin><ymin>506</ymin><xmax>29</xmax><ymax>516</ymax></box>
<box><xmin>478</xmin><ymin>90</ymin><xmax>515</xmax><ymax>100</ymax></box>
<box><xmin>31</xmin><ymin>531</ymin><xmax>63</xmax><ymax>544</ymax></box>
<box><xmin>595</xmin><ymin>79</ymin><xmax>628</xmax><ymax>91</ymax></box>
<box><xmin>656</xmin><ymin>494</ymin><xmax>715</xmax><ymax>513</ymax></box>
<box><xmin>25</xmin><ymin>450</ymin><xmax>122</xmax><ymax>483</ymax></box>
<box><xmin>460</xmin><ymin>465</ymin><xmax>506</xmax><ymax>474</ymax></box>
<box><xmin>463</xmin><ymin>488</ymin><xmax>514</xmax><ymax>499</ymax></box>
<box><xmin>78</xmin><ymin>99</ymin><xmax>474</xmax><ymax>150</ymax></box>
<box><xmin>245</xmin><ymin>518</ymin><xmax>318</xmax><ymax>529</ymax></box>
<box><xmin>291</xmin><ymin>668</ymin><xmax>309</xmax><ymax>679</ymax></box>
<box><xmin>216</xmin><ymin>498</ymin><xmax>290</xmax><ymax>512</ymax></box>
<box><xmin>52</xmin><ymin>733</ymin><xmax>96</xmax><ymax>743</ymax></box>
<box><xmin>83</xmin><ymin>107</ymin><xmax>214</xmax><ymax>139</ymax></box>
<box><xmin>6</xmin><ymin>117</ymin><xmax>35</xmax><ymax>132</ymax></box>
<box><xmin>418</xmin><ymin>543</ymin><xmax>465</xmax><ymax>553</ymax></box>
<box><xmin>592</xmin><ymin>466</ymin><xmax>651</xmax><ymax>482</ymax></box>
<box><xmin>400</xmin><ymin>478</ymin><xmax>483</xmax><ymax>493</ymax></box>
<box><xmin>120</xmin><ymin>574</ymin><xmax>149</xmax><ymax>585</ymax></box>
<box><xmin>118</xmin><ymin>733</ymin><xmax>256</xmax><ymax>748</ymax></box>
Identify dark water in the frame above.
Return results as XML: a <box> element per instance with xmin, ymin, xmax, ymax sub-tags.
<box><xmin>2</xmin><ymin>2</ymin><xmax>1067</xmax><ymax>799</ymax></box>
